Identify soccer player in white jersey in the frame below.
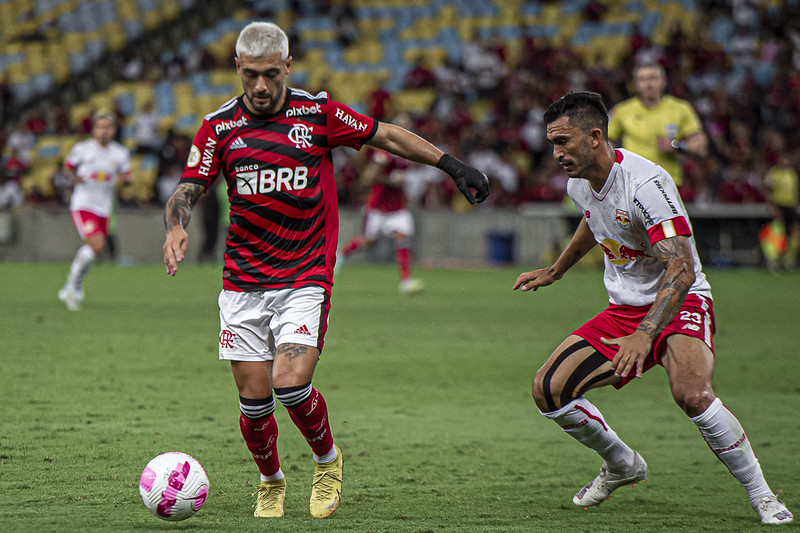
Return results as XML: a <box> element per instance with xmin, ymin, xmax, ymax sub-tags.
<box><xmin>513</xmin><ymin>92</ymin><xmax>792</xmax><ymax>525</ymax></box>
<box><xmin>58</xmin><ymin>110</ymin><xmax>131</xmax><ymax>310</ymax></box>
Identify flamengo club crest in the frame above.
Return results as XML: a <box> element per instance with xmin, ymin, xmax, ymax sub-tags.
<box><xmin>219</xmin><ymin>329</ymin><xmax>236</xmax><ymax>348</ymax></box>
<box><xmin>615</xmin><ymin>208</ymin><xmax>631</xmax><ymax>230</ymax></box>
<box><xmin>288</xmin><ymin>123</ymin><xmax>313</xmax><ymax>149</ymax></box>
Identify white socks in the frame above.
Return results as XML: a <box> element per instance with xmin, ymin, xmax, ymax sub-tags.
<box><xmin>67</xmin><ymin>244</ymin><xmax>96</xmax><ymax>291</ymax></box>
<box><xmin>542</xmin><ymin>397</ymin><xmax>636</xmax><ymax>472</ymax></box>
<box><xmin>545</xmin><ymin>396</ymin><xmax>774</xmax><ymax>508</ymax></box>
<box><xmin>690</xmin><ymin>397</ymin><xmax>773</xmax><ymax>506</ymax></box>
<box><xmin>260</xmin><ymin>468</ymin><xmax>285</xmax><ymax>482</ymax></box>
<box><xmin>313</xmin><ymin>444</ymin><xmax>337</xmax><ymax>464</ymax></box>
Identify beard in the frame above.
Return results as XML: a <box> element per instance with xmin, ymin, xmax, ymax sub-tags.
<box><xmin>245</xmin><ymin>87</ymin><xmax>285</xmax><ymax>115</ymax></box>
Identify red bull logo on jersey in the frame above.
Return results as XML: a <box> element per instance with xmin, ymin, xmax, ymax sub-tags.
<box><xmin>235</xmin><ymin>166</ymin><xmax>309</xmax><ymax>195</ymax></box>
<box><xmin>599</xmin><ymin>238</ymin><xmax>653</xmax><ymax>265</ymax></box>
<box><xmin>615</xmin><ymin>209</ymin><xmax>631</xmax><ymax>230</ymax></box>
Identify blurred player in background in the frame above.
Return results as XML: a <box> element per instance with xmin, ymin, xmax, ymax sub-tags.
<box><xmin>514</xmin><ymin>92</ymin><xmax>792</xmax><ymax>525</ymax></box>
<box><xmin>608</xmin><ymin>62</ymin><xmax>708</xmax><ymax>187</ymax></box>
<box><xmin>162</xmin><ymin>21</ymin><xmax>488</xmax><ymax>520</ymax></box>
<box><xmin>761</xmin><ymin>147</ymin><xmax>799</xmax><ymax>271</ymax></box>
<box><xmin>338</xmin><ymin>113</ymin><xmax>424</xmax><ymax>295</ymax></box>
<box><xmin>58</xmin><ymin>110</ymin><xmax>131</xmax><ymax>311</ymax></box>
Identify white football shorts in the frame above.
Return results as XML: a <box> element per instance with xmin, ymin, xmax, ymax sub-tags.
<box><xmin>217</xmin><ymin>285</ymin><xmax>329</xmax><ymax>362</ymax></box>
<box><xmin>363</xmin><ymin>209</ymin><xmax>414</xmax><ymax>240</ymax></box>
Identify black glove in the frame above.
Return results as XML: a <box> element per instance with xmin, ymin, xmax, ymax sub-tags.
<box><xmin>436</xmin><ymin>154</ymin><xmax>490</xmax><ymax>205</ymax></box>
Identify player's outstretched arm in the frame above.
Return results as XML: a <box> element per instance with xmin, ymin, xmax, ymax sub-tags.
<box><xmin>513</xmin><ymin>218</ymin><xmax>597</xmax><ymax>292</ymax></box>
<box><xmin>163</xmin><ymin>182</ymin><xmax>204</xmax><ymax>276</ymax></box>
<box><xmin>366</xmin><ymin>122</ymin><xmax>489</xmax><ymax>204</ymax></box>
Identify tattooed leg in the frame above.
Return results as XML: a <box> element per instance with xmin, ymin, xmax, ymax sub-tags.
<box><xmin>272</xmin><ymin>343</ymin><xmax>320</xmax><ymax>389</ymax></box>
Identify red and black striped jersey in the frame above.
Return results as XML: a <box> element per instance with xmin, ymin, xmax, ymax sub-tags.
<box><xmin>181</xmin><ymin>88</ymin><xmax>378</xmax><ymax>292</ymax></box>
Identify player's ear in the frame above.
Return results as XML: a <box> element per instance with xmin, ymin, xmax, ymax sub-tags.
<box><xmin>285</xmin><ymin>55</ymin><xmax>293</xmax><ymax>74</ymax></box>
<box><xmin>589</xmin><ymin>128</ymin><xmax>604</xmax><ymax>148</ymax></box>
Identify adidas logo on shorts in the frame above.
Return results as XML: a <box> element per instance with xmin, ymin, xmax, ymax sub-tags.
<box><xmin>294</xmin><ymin>325</ymin><xmax>311</xmax><ymax>335</ymax></box>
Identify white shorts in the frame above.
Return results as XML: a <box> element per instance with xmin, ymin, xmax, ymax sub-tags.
<box><xmin>363</xmin><ymin>209</ymin><xmax>414</xmax><ymax>240</ymax></box>
<box><xmin>217</xmin><ymin>285</ymin><xmax>330</xmax><ymax>362</ymax></box>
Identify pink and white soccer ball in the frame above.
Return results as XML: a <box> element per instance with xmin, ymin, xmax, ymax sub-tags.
<box><xmin>139</xmin><ymin>452</ymin><xmax>209</xmax><ymax>521</ymax></box>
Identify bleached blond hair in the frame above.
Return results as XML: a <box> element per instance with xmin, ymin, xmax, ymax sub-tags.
<box><xmin>235</xmin><ymin>22</ymin><xmax>288</xmax><ymax>59</ymax></box>
<box><xmin>92</xmin><ymin>109</ymin><xmax>116</xmax><ymax>126</ymax></box>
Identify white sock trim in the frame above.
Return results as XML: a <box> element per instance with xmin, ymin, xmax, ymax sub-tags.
<box><xmin>260</xmin><ymin>468</ymin><xmax>284</xmax><ymax>482</ymax></box>
<box><xmin>539</xmin><ymin>398</ymin><xmax>580</xmax><ymax>419</ymax></box>
<box><xmin>313</xmin><ymin>444</ymin><xmax>337</xmax><ymax>464</ymax></box>
<box><xmin>690</xmin><ymin>397</ymin><xmax>722</xmax><ymax>426</ymax></box>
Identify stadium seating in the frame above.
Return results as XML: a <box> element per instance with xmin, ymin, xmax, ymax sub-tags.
<box><xmin>0</xmin><ymin>0</ymin><xmax>198</xmax><ymax>104</ymax></box>
<box><xmin>15</xmin><ymin>0</ymin><xmax>708</xmax><ymax>204</ymax></box>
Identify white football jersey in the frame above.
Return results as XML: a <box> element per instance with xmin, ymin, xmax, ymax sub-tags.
<box><xmin>567</xmin><ymin>148</ymin><xmax>712</xmax><ymax>306</ymax></box>
<box><xmin>65</xmin><ymin>139</ymin><xmax>131</xmax><ymax>217</ymax></box>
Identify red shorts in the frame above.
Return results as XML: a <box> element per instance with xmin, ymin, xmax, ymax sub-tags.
<box><xmin>573</xmin><ymin>294</ymin><xmax>715</xmax><ymax>389</ymax></box>
<box><xmin>71</xmin><ymin>210</ymin><xmax>109</xmax><ymax>239</ymax></box>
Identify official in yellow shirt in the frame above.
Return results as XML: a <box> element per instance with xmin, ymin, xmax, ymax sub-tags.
<box><xmin>608</xmin><ymin>63</ymin><xmax>708</xmax><ymax>186</ymax></box>
<box><xmin>763</xmin><ymin>151</ymin><xmax>799</xmax><ymax>269</ymax></box>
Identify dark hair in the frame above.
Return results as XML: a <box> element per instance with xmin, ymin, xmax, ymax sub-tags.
<box><xmin>543</xmin><ymin>91</ymin><xmax>609</xmax><ymax>138</ymax></box>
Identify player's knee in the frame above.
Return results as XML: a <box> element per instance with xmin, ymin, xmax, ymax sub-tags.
<box><xmin>88</xmin><ymin>237</ymin><xmax>105</xmax><ymax>254</ymax></box>
<box><xmin>532</xmin><ymin>368</ymin><xmax>555</xmax><ymax>412</ymax></box>
<box><xmin>672</xmin><ymin>386</ymin><xmax>715</xmax><ymax>417</ymax></box>
<box><xmin>271</xmin><ymin>368</ymin><xmax>306</xmax><ymax>390</ymax></box>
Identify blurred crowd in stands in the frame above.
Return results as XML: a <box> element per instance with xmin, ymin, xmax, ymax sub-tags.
<box><xmin>1</xmin><ymin>0</ymin><xmax>799</xmax><ymax>218</ymax></box>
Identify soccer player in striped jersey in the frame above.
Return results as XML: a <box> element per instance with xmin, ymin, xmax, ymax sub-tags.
<box><xmin>59</xmin><ymin>110</ymin><xmax>131</xmax><ymax>311</ymax></box>
<box><xmin>514</xmin><ymin>92</ymin><xmax>792</xmax><ymax>525</ymax></box>
<box><xmin>162</xmin><ymin>21</ymin><xmax>488</xmax><ymax>520</ymax></box>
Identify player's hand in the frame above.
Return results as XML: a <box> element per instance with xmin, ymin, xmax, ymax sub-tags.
<box><xmin>436</xmin><ymin>154</ymin><xmax>490</xmax><ymax>204</ymax></box>
<box><xmin>602</xmin><ymin>331</ymin><xmax>653</xmax><ymax>379</ymax></box>
<box><xmin>513</xmin><ymin>267</ymin><xmax>560</xmax><ymax>292</ymax></box>
<box><xmin>163</xmin><ymin>226</ymin><xmax>189</xmax><ymax>276</ymax></box>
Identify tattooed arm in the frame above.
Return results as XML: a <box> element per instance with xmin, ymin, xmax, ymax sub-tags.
<box><xmin>163</xmin><ymin>182</ymin><xmax>204</xmax><ymax>276</ymax></box>
<box><xmin>637</xmin><ymin>236</ymin><xmax>696</xmax><ymax>339</ymax></box>
<box><xmin>605</xmin><ymin>236</ymin><xmax>696</xmax><ymax>379</ymax></box>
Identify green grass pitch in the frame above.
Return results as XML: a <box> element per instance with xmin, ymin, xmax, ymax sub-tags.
<box><xmin>0</xmin><ymin>262</ymin><xmax>797</xmax><ymax>532</ymax></box>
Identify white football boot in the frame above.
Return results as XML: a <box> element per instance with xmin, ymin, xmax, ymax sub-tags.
<box><xmin>573</xmin><ymin>452</ymin><xmax>648</xmax><ymax>508</ymax></box>
<box><xmin>58</xmin><ymin>285</ymin><xmax>82</xmax><ymax>311</ymax></box>
<box><xmin>399</xmin><ymin>278</ymin><xmax>424</xmax><ymax>295</ymax></box>
<box><xmin>754</xmin><ymin>494</ymin><xmax>793</xmax><ymax>525</ymax></box>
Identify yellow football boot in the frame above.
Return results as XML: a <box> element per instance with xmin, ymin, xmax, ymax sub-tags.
<box><xmin>309</xmin><ymin>445</ymin><xmax>343</xmax><ymax>518</ymax></box>
<box><xmin>253</xmin><ymin>477</ymin><xmax>286</xmax><ymax>518</ymax></box>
